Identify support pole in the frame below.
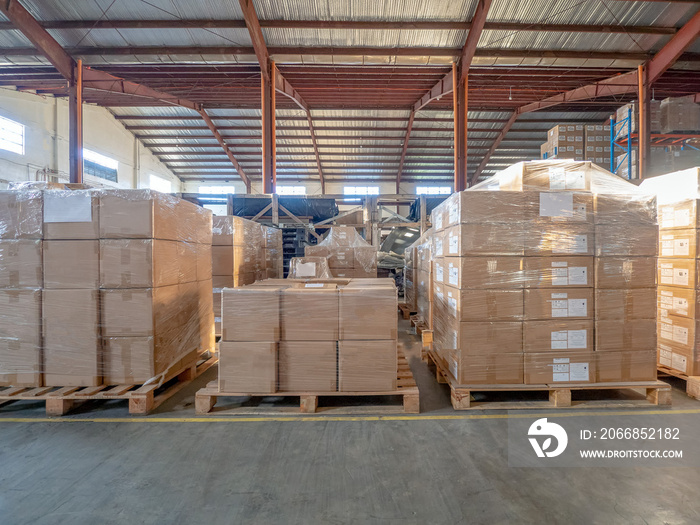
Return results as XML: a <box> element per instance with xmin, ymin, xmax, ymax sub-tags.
<box><xmin>637</xmin><ymin>64</ymin><xmax>650</xmax><ymax>180</ymax></box>
<box><xmin>68</xmin><ymin>59</ymin><xmax>83</xmax><ymax>184</ymax></box>
<box><xmin>453</xmin><ymin>62</ymin><xmax>468</xmax><ymax>191</ymax></box>
<box><xmin>262</xmin><ymin>61</ymin><xmax>276</xmax><ymax>194</ymax></box>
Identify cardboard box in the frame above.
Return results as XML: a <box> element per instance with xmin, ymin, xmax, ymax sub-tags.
<box><xmin>496</xmin><ymin>159</ymin><xmax>591</xmax><ymax>191</ymax></box>
<box><xmin>354</xmin><ymin>246</ymin><xmax>378</xmax><ymax>271</ymax></box>
<box><xmin>100</xmin><ymin>189</ymin><xmax>178</xmax><ymax>240</ymax></box>
<box><xmin>281</xmin><ymin>285</ymin><xmax>339</xmax><ymax>341</ymax></box>
<box><xmin>213</xmin><ymin>275</ymin><xmax>234</xmax><ymax>289</ymax></box>
<box><xmin>658</xmin><ymin>286</ymin><xmax>697</xmax><ymax>319</ymax></box>
<box><xmin>658</xmin><ymin>314</ymin><xmax>694</xmax><ymax>351</ymax></box>
<box><xmin>524</xmin><ymin>257</ymin><xmax>593</xmax><ymax>288</ymax></box>
<box><xmin>524</xmin><ymin>351</ymin><xmax>595</xmax><ymax>384</ymax></box>
<box><xmin>212</xmin><ymin>216</ymin><xmax>263</xmax><ymax>246</ymax></box>
<box><xmin>657</xmin><ymin>258</ymin><xmax>698</xmax><ymax>289</ymax></box>
<box><xmin>596</xmin><ymin>288</ymin><xmax>656</xmax><ymax>320</ymax></box>
<box><xmin>339</xmin><ymin>340</ymin><xmax>397</xmax><ymax>391</ymax></box>
<box><xmin>0</xmin><ymin>289</ymin><xmax>42</xmax><ymax>386</ymax></box>
<box><xmin>444</xmin><ymin>224</ymin><xmax>525</xmax><ymax>256</ymax></box>
<box><xmin>594</xmin><ymin>194</ymin><xmax>656</xmax><ymax>225</ymax></box>
<box><xmin>596</xmin><ymin>257</ymin><xmax>657</xmax><ymax>288</ymax></box>
<box><xmin>596</xmin><ymin>223</ymin><xmax>657</xmax><ymax>257</ymax></box>
<box><xmin>328</xmin><ymin>247</ymin><xmax>354</xmax><ymax>269</ymax></box>
<box><xmin>658</xmin><ymin>229</ymin><xmax>699</xmax><ymax>258</ymax></box>
<box><xmin>0</xmin><ymin>190</ymin><xmax>43</xmax><ymax>239</ymax></box>
<box><xmin>525</xmin><ymin>224</ymin><xmax>594</xmax><ymax>256</ymax></box>
<box><xmin>534</xmin><ymin>191</ymin><xmax>594</xmax><ymax>224</ymax></box>
<box><xmin>100</xmin><ymin>285</ymin><xmax>181</xmax><ymax>338</ymax></box>
<box><xmin>221</xmin><ymin>286</ymin><xmax>284</xmax><ymax>341</ymax></box>
<box><xmin>43</xmin><ymin>289</ymin><xmax>101</xmax><ymax>386</ymax></box>
<box><xmin>339</xmin><ymin>286</ymin><xmax>397</xmax><ymax>340</ymax></box>
<box><xmin>100</xmin><ymin>239</ymin><xmax>179</xmax><ymax>288</ymax></box>
<box><xmin>443</xmin><ymin>256</ymin><xmax>525</xmax><ymax>289</ymax></box>
<box><xmin>0</xmin><ymin>240</ymin><xmax>42</xmax><ymax>288</ymax></box>
<box><xmin>658</xmin><ymin>199</ymin><xmax>700</xmax><ymax>230</ymax></box>
<box><xmin>446</xmin><ymin>351</ymin><xmax>524</xmax><ymax>385</ymax></box>
<box><xmin>43</xmin><ymin>190</ymin><xmax>99</xmax><ymax>240</ymax></box>
<box><xmin>658</xmin><ymin>342</ymin><xmax>700</xmax><ymax>376</ymax></box>
<box><xmin>218</xmin><ymin>341</ymin><xmax>277</xmax><ymax>393</ymax></box>
<box><xmin>196</xmin><ymin>243</ymin><xmax>212</xmax><ymax>281</ymax></box>
<box><xmin>102</xmin><ymin>336</ymin><xmax>157</xmax><ymax>384</ymax></box>
<box><xmin>278</xmin><ymin>340</ymin><xmax>337</xmax><ymax>392</ymax></box>
<box><xmin>523</xmin><ymin>320</ymin><xmax>594</xmax><ymax>352</ymax></box>
<box><xmin>43</xmin><ymin>240</ymin><xmax>99</xmax><ymax>289</ymax></box>
<box><xmin>596</xmin><ymin>350</ymin><xmax>657</xmax><ymax>382</ymax></box>
<box><xmin>595</xmin><ymin>319</ymin><xmax>656</xmax><ymax>353</ymax></box>
<box><xmin>441</xmin><ymin>286</ymin><xmax>524</xmax><ymax>321</ymax></box>
<box><xmin>305</xmin><ymin>245</ymin><xmax>330</xmax><ymax>259</ymax></box>
<box><xmin>441</xmin><ymin>191</ymin><xmax>536</xmax><ymax>227</ymax></box>
<box><xmin>234</xmin><ymin>272</ymin><xmax>257</xmax><ymax>287</ymax></box>
<box><xmin>524</xmin><ymin>288</ymin><xmax>594</xmax><ymax>320</ymax></box>
<box><xmin>435</xmin><ymin>319</ymin><xmax>523</xmax><ymax>355</ymax></box>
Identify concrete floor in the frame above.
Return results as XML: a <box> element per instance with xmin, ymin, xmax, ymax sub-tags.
<box><xmin>2</xmin><ymin>319</ymin><xmax>700</xmax><ymax>524</ymax></box>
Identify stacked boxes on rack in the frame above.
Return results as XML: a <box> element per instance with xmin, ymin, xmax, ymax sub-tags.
<box><xmin>429</xmin><ymin>160</ymin><xmax>657</xmax><ymax>385</ymax></box>
<box><xmin>304</xmin><ymin>226</ymin><xmax>377</xmax><ymax>278</ymax></box>
<box><xmin>541</xmin><ymin>125</ymin><xmax>584</xmax><ymax>161</ymax></box>
<box><xmin>0</xmin><ymin>188</ymin><xmax>215</xmax><ymax>387</ymax></box>
<box><xmin>219</xmin><ymin>279</ymin><xmax>397</xmax><ymax>393</ymax></box>
<box><xmin>584</xmin><ymin>124</ymin><xmax>612</xmax><ymax>169</ymax></box>
<box><xmin>414</xmin><ymin>229</ymin><xmax>433</xmax><ymax>327</ymax></box>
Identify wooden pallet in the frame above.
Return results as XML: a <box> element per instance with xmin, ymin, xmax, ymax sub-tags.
<box><xmin>397</xmin><ymin>303</ymin><xmax>415</xmax><ymax>320</ymax></box>
<box><xmin>427</xmin><ymin>350</ymin><xmax>672</xmax><ymax>410</ymax></box>
<box><xmin>410</xmin><ymin>315</ymin><xmax>431</xmax><ymax>337</ymax></box>
<box><xmin>658</xmin><ymin>365</ymin><xmax>700</xmax><ymax>401</ymax></box>
<box><xmin>195</xmin><ymin>349</ymin><xmax>420</xmax><ymax>415</ymax></box>
<box><xmin>0</xmin><ymin>350</ymin><xmax>217</xmax><ymax>416</ymax></box>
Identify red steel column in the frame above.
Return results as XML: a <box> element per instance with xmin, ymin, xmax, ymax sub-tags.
<box><xmin>453</xmin><ymin>62</ymin><xmax>468</xmax><ymax>191</ymax></box>
<box><xmin>261</xmin><ymin>61</ymin><xmax>276</xmax><ymax>194</ymax></box>
<box><xmin>637</xmin><ymin>64</ymin><xmax>650</xmax><ymax>180</ymax></box>
<box><xmin>68</xmin><ymin>59</ymin><xmax>83</xmax><ymax>184</ymax></box>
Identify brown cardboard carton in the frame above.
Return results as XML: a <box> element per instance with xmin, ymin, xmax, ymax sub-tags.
<box><xmin>596</xmin><ymin>288</ymin><xmax>656</xmax><ymax>320</ymax></box>
<box><xmin>328</xmin><ymin>247</ymin><xmax>355</xmax><ymax>269</ymax></box>
<box><xmin>0</xmin><ymin>289</ymin><xmax>42</xmax><ymax>386</ymax></box>
<box><xmin>102</xmin><ymin>337</ymin><xmax>156</xmax><ymax>384</ymax></box>
<box><xmin>305</xmin><ymin>245</ymin><xmax>330</xmax><ymax>258</ymax></box>
<box><xmin>533</xmin><ymin>191</ymin><xmax>594</xmax><ymax>224</ymax></box>
<box><xmin>658</xmin><ymin>342</ymin><xmax>700</xmax><ymax>376</ymax></box>
<box><xmin>443</xmin><ymin>256</ymin><xmax>525</xmax><ymax>289</ymax></box>
<box><xmin>595</xmin><ymin>194</ymin><xmax>656</xmax><ymax>225</ymax></box>
<box><xmin>213</xmin><ymin>275</ymin><xmax>234</xmax><ymax>288</ymax></box>
<box><xmin>101</xmin><ymin>285</ymin><xmax>181</xmax><ymax>338</ymax></box>
<box><xmin>447</xmin><ymin>351</ymin><xmax>523</xmax><ymax>385</ymax></box>
<box><xmin>658</xmin><ymin>286</ymin><xmax>697</xmax><ymax>319</ymax></box>
<box><xmin>212</xmin><ymin>216</ymin><xmax>263</xmax><ymax>246</ymax></box>
<box><xmin>442</xmin><ymin>191</ymin><xmax>536</xmax><ymax>227</ymax></box>
<box><xmin>432</xmin><ymin>231</ymin><xmax>445</xmax><ymax>257</ymax></box>
<box><xmin>525</xmin><ymin>224</ymin><xmax>594</xmax><ymax>256</ymax></box>
<box><xmin>331</xmin><ymin>269</ymin><xmax>353</xmax><ymax>279</ymax></box>
<box><xmin>524</xmin><ymin>288</ymin><xmax>594</xmax><ymax>320</ymax></box>
<box><xmin>597</xmin><ymin>350</ymin><xmax>657</xmax><ymax>382</ymax></box>
<box><xmin>221</xmin><ymin>286</ymin><xmax>283</xmax><ymax>341</ymax></box>
<box><xmin>444</xmin><ymin>223</ymin><xmax>525</xmax><ymax>256</ymax></box>
<box><xmin>658</xmin><ymin>199</ymin><xmax>700</xmax><ymax>230</ymax></box>
<box><xmin>43</xmin><ymin>240</ymin><xmax>99</xmax><ymax>289</ymax></box>
<box><xmin>43</xmin><ymin>190</ymin><xmax>99</xmax><ymax>240</ymax></box>
<box><xmin>523</xmin><ymin>320</ymin><xmax>594</xmax><ymax>353</ymax></box>
<box><xmin>234</xmin><ymin>272</ymin><xmax>257</xmax><ymax>287</ymax></box>
<box><xmin>595</xmin><ymin>319</ymin><xmax>656</xmax><ymax>352</ymax></box>
<box><xmin>441</xmin><ymin>286</ymin><xmax>524</xmax><ymax>321</ymax></box>
<box><xmin>100</xmin><ymin>239</ymin><xmax>179</xmax><ymax>288</ymax></box>
<box><xmin>177</xmin><ymin>242</ymin><xmax>198</xmax><ymax>284</ymax></box>
<box><xmin>497</xmin><ymin>159</ymin><xmax>591</xmax><ymax>191</ymax></box>
<box><xmin>0</xmin><ymin>240</ymin><xmax>42</xmax><ymax>288</ymax></box>
<box><xmin>211</xmin><ymin>245</ymin><xmax>233</xmax><ymax>276</ymax></box>
<box><xmin>658</xmin><ymin>228</ymin><xmax>699</xmax><ymax>258</ymax></box>
<box><xmin>435</xmin><ymin>319</ymin><xmax>523</xmax><ymax>355</ymax></box>
<box><xmin>199</xmin><ymin>279</ymin><xmax>215</xmax><ymax>352</ymax></box>
<box><xmin>524</xmin><ymin>351</ymin><xmax>595</xmax><ymax>384</ymax></box>
<box><xmin>218</xmin><ymin>341</ymin><xmax>277</xmax><ymax>393</ymax></box>
<box><xmin>596</xmin><ymin>257</ymin><xmax>656</xmax><ymax>288</ymax></box>
<box><xmin>657</xmin><ymin>314</ymin><xmax>694</xmax><ymax>352</ymax></box>
<box><xmin>351</xmin><ymin>267</ymin><xmax>378</xmax><ymax>278</ymax></box>
<box><xmin>339</xmin><ymin>285</ymin><xmax>397</xmax><ymax>340</ymax></box>
<box><xmin>0</xmin><ymin>190</ymin><xmax>43</xmax><ymax>239</ymax></box>
<box><xmin>278</xmin><ymin>340</ymin><xmax>337</xmax><ymax>392</ymax></box>
<box><xmin>339</xmin><ymin>340</ymin><xmax>397</xmax><ymax>391</ymax></box>
<box><xmin>281</xmin><ymin>285</ymin><xmax>339</xmax><ymax>340</ymax></box>
<box><xmin>196</xmin><ymin>243</ymin><xmax>212</xmax><ymax>281</ymax></box>
<box><xmin>43</xmin><ymin>289</ymin><xmax>101</xmax><ymax>386</ymax></box>
<box><xmin>596</xmin><ymin>223</ymin><xmax>657</xmax><ymax>257</ymax></box>
<box><xmin>524</xmin><ymin>257</ymin><xmax>593</xmax><ymax>288</ymax></box>
<box><xmin>656</xmin><ymin>258</ymin><xmax>698</xmax><ymax>289</ymax></box>
<box><xmin>99</xmin><ymin>189</ymin><xmax>178</xmax><ymax>240</ymax></box>
<box><xmin>354</xmin><ymin>246</ymin><xmax>378</xmax><ymax>271</ymax></box>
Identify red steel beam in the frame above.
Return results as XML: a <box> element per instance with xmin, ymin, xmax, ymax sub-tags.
<box><xmin>307</xmin><ymin>110</ymin><xmax>325</xmax><ymax>193</ymax></box>
<box><xmin>395</xmin><ymin>110</ymin><xmax>415</xmax><ymax>193</ymax></box>
<box><xmin>197</xmin><ymin>109</ymin><xmax>251</xmax><ymax>190</ymax></box>
<box><xmin>68</xmin><ymin>59</ymin><xmax>83</xmax><ymax>183</ymax></box>
<box><xmin>647</xmin><ymin>7</ymin><xmax>700</xmax><ymax>83</ymax></box>
<box><xmin>238</xmin><ymin>0</ymin><xmax>271</xmax><ymax>83</ymax></box>
<box><xmin>472</xmin><ymin>112</ymin><xmax>519</xmax><ymax>183</ymax></box>
<box><xmin>459</xmin><ymin>0</ymin><xmax>493</xmax><ymax>82</ymax></box>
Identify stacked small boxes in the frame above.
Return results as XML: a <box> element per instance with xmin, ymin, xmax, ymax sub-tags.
<box><xmin>219</xmin><ymin>279</ymin><xmax>397</xmax><ymax>393</ymax></box>
<box><xmin>659</xmin><ymin>96</ymin><xmax>700</xmax><ymax>134</ymax></box>
<box><xmin>430</xmin><ymin>160</ymin><xmax>658</xmax><ymax>385</ymax></box>
<box><xmin>264</xmin><ymin>227</ymin><xmax>284</xmax><ymax>279</ymax></box>
<box><xmin>404</xmin><ymin>243</ymin><xmax>417</xmax><ymax>312</ymax></box>
<box><xmin>304</xmin><ymin>226</ymin><xmax>378</xmax><ymax>278</ymax></box>
<box><xmin>616</xmin><ymin>101</ymin><xmax>661</xmax><ymax>133</ymax></box>
<box><xmin>584</xmin><ymin>124</ymin><xmax>611</xmax><ymax>169</ymax></box>
<box><xmin>545</xmin><ymin>125</ymin><xmax>584</xmax><ymax>161</ymax></box>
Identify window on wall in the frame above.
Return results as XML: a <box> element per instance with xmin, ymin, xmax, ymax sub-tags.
<box><xmin>276</xmin><ymin>185</ymin><xmax>306</xmax><ymax>195</ymax></box>
<box><xmin>416</xmin><ymin>186</ymin><xmax>451</xmax><ymax>195</ymax></box>
<box><xmin>198</xmin><ymin>185</ymin><xmax>235</xmax><ymax>194</ymax></box>
<box><xmin>344</xmin><ymin>186</ymin><xmax>379</xmax><ymax>196</ymax></box>
<box><xmin>149</xmin><ymin>174</ymin><xmax>172</xmax><ymax>193</ymax></box>
<box><xmin>83</xmin><ymin>148</ymin><xmax>118</xmax><ymax>182</ymax></box>
<box><xmin>0</xmin><ymin>115</ymin><xmax>25</xmax><ymax>155</ymax></box>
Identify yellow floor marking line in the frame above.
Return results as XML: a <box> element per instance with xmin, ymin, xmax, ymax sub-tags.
<box><xmin>1</xmin><ymin>408</ymin><xmax>699</xmax><ymax>424</ymax></box>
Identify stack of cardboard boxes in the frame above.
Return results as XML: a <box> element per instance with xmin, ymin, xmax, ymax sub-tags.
<box><xmin>540</xmin><ymin>124</ymin><xmax>611</xmax><ymax>170</ymax></box>
<box><xmin>219</xmin><ymin>279</ymin><xmax>397</xmax><ymax>393</ymax></box>
<box><xmin>0</xmin><ymin>189</ymin><xmax>215</xmax><ymax>388</ymax></box>
<box><xmin>414</xmin><ymin>229</ymin><xmax>433</xmax><ymax>327</ymax></box>
<box><xmin>584</xmin><ymin>124</ymin><xmax>612</xmax><ymax>169</ymax></box>
<box><xmin>304</xmin><ymin>226</ymin><xmax>378</xmax><ymax>278</ymax></box>
<box><xmin>429</xmin><ymin>160</ymin><xmax>657</xmax><ymax>385</ymax></box>
<box><xmin>404</xmin><ymin>243</ymin><xmax>417</xmax><ymax>312</ymax></box>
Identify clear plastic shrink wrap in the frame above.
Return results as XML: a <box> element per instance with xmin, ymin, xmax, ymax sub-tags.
<box><xmin>640</xmin><ymin>167</ymin><xmax>700</xmax><ymax>376</ymax></box>
<box><xmin>404</xmin><ymin>242</ymin><xmax>417</xmax><ymax>312</ymax></box>
<box><xmin>288</xmin><ymin>257</ymin><xmax>333</xmax><ymax>279</ymax></box>
<box><xmin>218</xmin><ymin>279</ymin><xmax>398</xmax><ymax>393</ymax></box>
<box><xmin>0</xmin><ymin>188</ymin><xmax>215</xmax><ymax>388</ymax></box>
<box><xmin>305</xmin><ymin>226</ymin><xmax>378</xmax><ymax>278</ymax></box>
<box><xmin>429</xmin><ymin>160</ymin><xmax>658</xmax><ymax>385</ymax></box>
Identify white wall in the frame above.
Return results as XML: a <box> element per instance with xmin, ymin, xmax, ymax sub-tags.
<box><xmin>0</xmin><ymin>88</ymin><xmax>180</xmax><ymax>191</ymax></box>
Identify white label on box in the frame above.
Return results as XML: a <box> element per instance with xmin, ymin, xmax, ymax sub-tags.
<box><xmin>553</xmin><ymin>372</ymin><xmax>570</xmax><ymax>382</ymax></box>
<box><xmin>573</xmin><ymin>204</ymin><xmax>587</xmax><ymax>221</ymax></box>
<box><xmin>448</xmin><ymin>234</ymin><xmax>459</xmax><ymax>255</ymax></box>
<box><xmin>570</xmin><ymin>362</ymin><xmax>590</xmax><ymax>382</ymax></box>
<box><xmin>448</xmin><ymin>266</ymin><xmax>458</xmax><ymax>286</ymax></box>
<box><xmin>551</xmin><ymin>261</ymin><xmax>568</xmax><ymax>267</ymax></box>
<box><xmin>540</xmin><ymin>193</ymin><xmax>573</xmax><ymax>218</ymax></box>
<box><xmin>552</xmin><ymin>267</ymin><xmax>568</xmax><ymax>286</ymax></box>
<box><xmin>674</xmin><ymin>269</ymin><xmax>689</xmax><ymax>286</ymax></box>
<box><xmin>672</xmin><ymin>353</ymin><xmax>688</xmax><ymax>374</ymax></box>
<box><xmin>659</xmin><ymin>346</ymin><xmax>672</xmax><ymax>367</ymax></box>
<box><xmin>660</xmin><ymin>322</ymin><xmax>673</xmax><ymax>342</ymax></box>
<box><xmin>572</xmin><ymin>235</ymin><xmax>588</xmax><ymax>253</ymax></box>
<box><xmin>448</xmin><ymin>206</ymin><xmax>458</xmax><ymax>225</ymax></box>
<box><xmin>568</xmin><ymin>267</ymin><xmax>588</xmax><ymax>285</ymax></box>
<box><xmin>552</xmin><ymin>299</ymin><xmax>569</xmax><ymax>317</ymax></box>
<box><xmin>659</xmin><ymin>268</ymin><xmax>673</xmax><ymax>285</ymax></box>
<box><xmin>448</xmin><ymin>296</ymin><xmax>457</xmax><ymax>316</ymax></box>
<box><xmin>434</xmin><ymin>213</ymin><xmax>443</xmax><ymax>230</ymax></box>
<box><xmin>551</xmin><ymin>293</ymin><xmax>568</xmax><ymax>299</ymax></box>
<box><xmin>568</xmin><ymin>329</ymin><xmax>587</xmax><ymax>349</ymax></box>
<box><xmin>566</xmin><ymin>172</ymin><xmax>586</xmax><ymax>189</ymax></box>
<box><xmin>673</xmin><ymin>297</ymin><xmax>689</xmax><ymax>315</ymax></box>
<box><xmin>675</xmin><ymin>209</ymin><xmax>691</xmax><ymax>228</ymax></box>
<box><xmin>673</xmin><ymin>326</ymin><xmax>689</xmax><ymax>345</ymax></box>
<box><xmin>304</xmin><ymin>283</ymin><xmax>324</xmax><ymax>288</ymax></box>
<box><xmin>549</xmin><ymin>168</ymin><xmax>566</xmax><ymax>190</ymax></box>
<box><xmin>435</xmin><ymin>238</ymin><xmax>443</xmax><ymax>257</ymax></box>
<box><xmin>674</xmin><ymin>239</ymin><xmax>690</xmax><ymax>257</ymax></box>
<box><xmin>435</xmin><ymin>264</ymin><xmax>444</xmax><ymax>283</ymax></box>
<box><xmin>553</xmin><ymin>357</ymin><xmax>570</xmax><ymax>364</ymax></box>
<box><xmin>551</xmin><ymin>331</ymin><xmax>568</xmax><ymax>349</ymax></box>
<box><xmin>568</xmin><ymin>299</ymin><xmax>587</xmax><ymax>317</ymax></box>
<box><xmin>44</xmin><ymin>192</ymin><xmax>92</xmax><ymax>223</ymax></box>
<box><xmin>296</xmin><ymin>262</ymin><xmax>317</xmax><ymax>277</ymax></box>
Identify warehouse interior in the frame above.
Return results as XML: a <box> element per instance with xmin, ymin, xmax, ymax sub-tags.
<box><xmin>1</xmin><ymin>0</ymin><xmax>700</xmax><ymax>523</ymax></box>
